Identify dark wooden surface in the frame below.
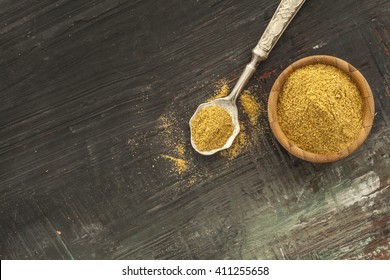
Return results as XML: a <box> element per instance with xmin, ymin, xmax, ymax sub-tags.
<box><xmin>1</xmin><ymin>0</ymin><xmax>389</xmax><ymax>260</ymax></box>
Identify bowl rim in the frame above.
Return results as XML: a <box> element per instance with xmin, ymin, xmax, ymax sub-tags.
<box><xmin>267</xmin><ymin>55</ymin><xmax>375</xmax><ymax>163</ymax></box>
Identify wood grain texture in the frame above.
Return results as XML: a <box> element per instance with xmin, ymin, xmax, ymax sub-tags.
<box><xmin>0</xmin><ymin>0</ymin><xmax>389</xmax><ymax>259</ymax></box>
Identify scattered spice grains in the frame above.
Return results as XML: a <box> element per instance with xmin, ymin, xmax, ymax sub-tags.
<box><xmin>207</xmin><ymin>80</ymin><xmax>229</xmax><ymax>101</ymax></box>
<box><xmin>190</xmin><ymin>105</ymin><xmax>234</xmax><ymax>151</ymax></box>
<box><xmin>175</xmin><ymin>144</ymin><xmax>185</xmax><ymax>157</ymax></box>
<box><xmin>221</xmin><ymin>123</ymin><xmax>247</xmax><ymax>159</ymax></box>
<box><xmin>161</xmin><ymin>155</ymin><xmax>188</xmax><ymax>174</ymax></box>
<box><xmin>159</xmin><ymin>115</ymin><xmax>171</xmax><ymax>130</ymax></box>
<box><xmin>158</xmin><ymin>114</ymin><xmax>190</xmax><ymax>175</ymax></box>
<box><xmin>277</xmin><ymin>64</ymin><xmax>363</xmax><ymax>154</ymax></box>
<box><xmin>240</xmin><ymin>90</ymin><xmax>261</xmax><ymax>125</ymax></box>
<box><xmin>156</xmin><ymin>112</ymin><xmax>213</xmax><ymax>198</ymax></box>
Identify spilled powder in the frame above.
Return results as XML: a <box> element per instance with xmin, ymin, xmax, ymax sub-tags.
<box><xmin>159</xmin><ymin>115</ymin><xmax>171</xmax><ymax>130</ymax></box>
<box><xmin>161</xmin><ymin>155</ymin><xmax>188</xmax><ymax>174</ymax></box>
<box><xmin>240</xmin><ymin>90</ymin><xmax>261</xmax><ymax>125</ymax></box>
<box><xmin>207</xmin><ymin>80</ymin><xmax>230</xmax><ymax>102</ymax></box>
<box><xmin>155</xmin><ymin>112</ymin><xmax>213</xmax><ymax>199</ymax></box>
<box><xmin>220</xmin><ymin>122</ymin><xmax>247</xmax><ymax>159</ymax></box>
<box><xmin>175</xmin><ymin>144</ymin><xmax>185</xmax><ymax>157</ymax></box>
<box><xmin>158</xmin><ymin>113</ymin><xmax>190</xmax><ymax>176</ymax></box>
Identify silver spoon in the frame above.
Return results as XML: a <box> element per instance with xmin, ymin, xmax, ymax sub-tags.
<box><xmin>190</xmin><ymin>0</ymin><xmax>306</xmax><ymax>155</ymax></box>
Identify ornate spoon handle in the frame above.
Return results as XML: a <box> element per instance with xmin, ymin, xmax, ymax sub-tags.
<box><xmin>228</xmin><ymin>0</ymin><xmax>306</xmax><ymax>102</ymax></box>
<box><xmin>254</xmin><ymin>0</ymin><xmax>306</xmax><ymax>59</ymax></box>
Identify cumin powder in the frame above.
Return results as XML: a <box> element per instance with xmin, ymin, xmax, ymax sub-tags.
<box><xmin>240</xmin><ymin>90</ymin><xmax>261</xmax><ymax>125</ymax></box>
<box><xmin>161</xmin><ymin>155</ymin><xmax>188</xmax><ymax>174</ymax></box>
<box><xmin>221</xmin><ymin>122</ymin><xmax>247</xmax><ymax>159</ymax></box>
<box><xmin>277</xmin><ymin>64</ymin><xmax>363</xmax><ymax>154</ymax></box>
<box><xmin>191</xmin><ymin>105</ymin><xmax>234</xmax><ymax>151</ymax></box>
<box><xmin>207</xmin><ymin>82</ymin><xmax>230</xmax><ymax>102</ymax></box>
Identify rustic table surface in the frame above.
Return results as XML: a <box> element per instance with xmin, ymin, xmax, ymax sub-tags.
<box><xmin>1</xmin><ymin>0</ymin><xmax>389</xmax><ymax>260</ymax></box>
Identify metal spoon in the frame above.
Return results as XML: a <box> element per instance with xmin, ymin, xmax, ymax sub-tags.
<box><xmin>190</xmin><ymin>0</ymin><xmax>306</xmax><ymax>155</ymax></box>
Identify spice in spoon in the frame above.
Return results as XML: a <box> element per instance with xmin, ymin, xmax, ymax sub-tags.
<box><xmin>277</xmin><ymin>64</ymin><xmax>363</xmax><ymax>154</ymax></box>
<box><xmin>191</xmin><ymin>105</ymin><xmax>234</xmax><ymax>151</ymax></box>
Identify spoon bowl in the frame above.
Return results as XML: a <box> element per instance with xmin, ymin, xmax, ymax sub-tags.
<box><xmin>189</xmin><ymin>98</ymin><xmax>240</xmax><ymax>155</ymax></box>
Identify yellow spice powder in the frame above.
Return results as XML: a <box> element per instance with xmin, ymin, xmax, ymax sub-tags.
<box><xmin>221</xmin><ymin>122</ymin><xmax>247</xmax><ymax>159</ymax></box>
<box><xmin>175</xmin><ymin>144</ymin><xmax>185</xmax><ymax>157</ymax></box>
<box><xmin>191</xmin><ymin>105</ymin><xmax>234</xmax><ymax>151</ymax></box>
<box><xmin>158</xmin><ymin>114</ymin><xmax>190</xmax><ymax>175</ymax></box>
<box><xmin>207</xmin><ymin>82</ymin><xmax>230</xmax><ymax>102</ymax></box>
<box><xmin>277</xmin><ymin>64</ymin><xmax>363</xmax><ymax>154</ymax></box>
<box><xmin>240</xmin><ymin>90</ymin><xmax>261</xmax><ymax>125</ymax></box>
<box><xmin>161</xmin><ymin>155</ymin><xmax>188</xmax><ymax>174</ymax></box>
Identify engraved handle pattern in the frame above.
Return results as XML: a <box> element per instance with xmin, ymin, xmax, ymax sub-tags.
<box><xmin>253</xmin><ymin>0</ymin><xmax>306</xmax><ymax>58</ymax></box>
<box><xmin>227</xmin><ymin>0</ymin><xmax>306</xmax><ymax>102</ymax></box>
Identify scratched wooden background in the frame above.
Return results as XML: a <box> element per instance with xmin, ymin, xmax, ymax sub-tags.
<box><xmin>0</xmin><ymin>0</ymin><xmax>389</xmax><ymax>260</ymax></box>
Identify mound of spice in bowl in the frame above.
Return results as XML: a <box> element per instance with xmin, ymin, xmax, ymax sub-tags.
<box><xmin>269</xmin><ymin>56</ymin><xmax>375</xmax><ymax>163</ymax></box>
<box><xmin>277</xmin><ymin>63</ymin><xmax>364</xmax><ymax>154</ymax></box>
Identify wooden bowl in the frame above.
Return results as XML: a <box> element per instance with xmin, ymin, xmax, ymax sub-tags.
<box><xmin>268</xmin><ymin>55</ymin><xmax>375</xmax><ymax>163</ymax></box>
